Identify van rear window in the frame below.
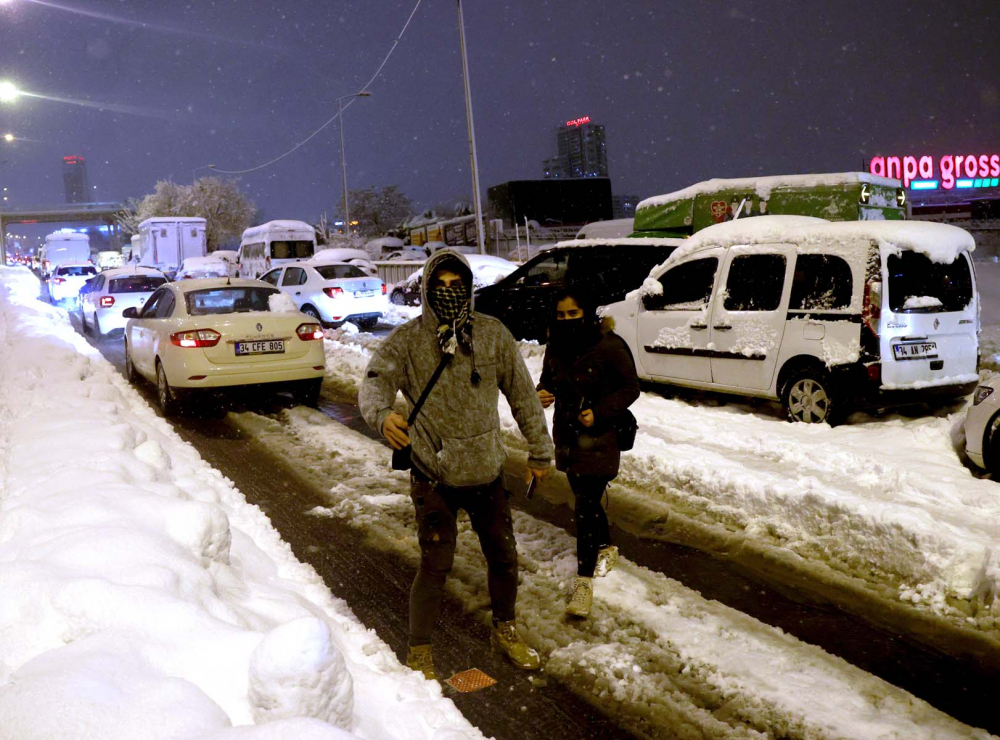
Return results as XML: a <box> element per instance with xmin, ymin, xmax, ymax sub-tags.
<box><xmin>186</xmin><ymin>287</ymin><xmax>278</xmax><ymax>315</ymax></box>
<box><xmin>887</xmin><ymin>252</ymin><xmax>972</xmax><ymax>313</ymax></box>
<box><xmin>271</xmin><ymin>241</ymin><xmax>315</xmax><ymax>260</ymax></box>
<box><xmin>109</xmin><ymin>276</ymin><xmax>166</xmax><ymax>294</ymax></box>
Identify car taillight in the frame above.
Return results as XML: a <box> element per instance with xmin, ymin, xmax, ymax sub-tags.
<box><xmin>170</xmin><ymin>329</ymin><xmax>221</xmax><ymax>348</ymax></box>
<box><xmin>862</xmin><ymin>280</ymin><xmax>882</xmax><ymax>338</ymax></box>
<box><xmin>100</xmin><ymin>296</ymin><xmax>115</xmax><ymax>308</ymax></box>
<box><xmin>53</xmin><ymin>277</ymin><xmax>66</xmax><ymax>284</ymax></box>
<box><xmin>296</xmin><ymin>323</ymin><xmax>324</xmax><ymax>341</ymax></box>
<box><xmin>323</xmin><ymin>287</ymin><xmax>345</xmax><ymax>299</ymax></box>
<box><xmin>381</xmin><ymin>284</ymin><xmax>387</xmax><ymax>295</ymax></box>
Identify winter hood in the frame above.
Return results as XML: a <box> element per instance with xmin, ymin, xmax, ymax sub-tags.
<box><xmin>420</xmin><ymin>249</ymin><xmax>475</xmax><ymax>329</ymax></box>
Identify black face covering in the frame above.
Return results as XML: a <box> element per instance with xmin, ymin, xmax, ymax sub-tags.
<box><xmin>427</xmin><ymin>285</ymin><xmax>467</xmax><ymax>323</ymax></box>
<box><xmin>549</xmin><ymin>317</ymin><xmax>597</xmax><ymax>351</ymax></box>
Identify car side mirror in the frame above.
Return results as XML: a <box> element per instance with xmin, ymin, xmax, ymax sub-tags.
<box><xmin>122</xmin><ymin>307</ymin><xmax>139</xmax><ymax>319</ymax></box>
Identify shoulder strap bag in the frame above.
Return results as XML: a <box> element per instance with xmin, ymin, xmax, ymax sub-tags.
<box><xmin>391</xmin><ymin>353</ymin><xmax>453</xmax><ymax>471</ymax></box>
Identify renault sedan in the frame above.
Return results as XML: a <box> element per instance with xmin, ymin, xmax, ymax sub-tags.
<box><xmin>123</xmin><ymin>278</ymin><xmax>326</xmax><ymax>415</ymax></box>
<box><xmin>259</xmin><ymin>262</ymin><xmax>387</xmax><ymax>330</ymax></box>
<box><xmin>80</xmin><ymin>267</ymin><xmax>167</xmax><ymax>337</ymax></box>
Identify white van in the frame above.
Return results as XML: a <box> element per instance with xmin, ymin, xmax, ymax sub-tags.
<box><xmin>604</xmin><ymin>216</ymin><xmax>980</xmax><ymax>423</ymax></box>
<box><xmin>42</xmin><ymin>232</ymin><xmax>91</xmax><ymax>277</ymax></box>
<box><xmin>137</xmin><ymin>217</ymin><xmax>207</xmax><ymax>278</ymax></box>
<box><xmin>238</xmin><ymin>220</ymin><xmax>316</xmax><ymax>279</ymax></box>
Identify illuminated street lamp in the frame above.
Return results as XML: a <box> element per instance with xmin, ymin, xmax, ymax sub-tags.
<box><xmin>0</xmin><ymin>81</ymin><xmax>19</xmax><ymax>104</ymax></box>
<box><xmin>3</xmin><ymin>133</ymin><xmax>13</xmax><ymax>142</ymax></box>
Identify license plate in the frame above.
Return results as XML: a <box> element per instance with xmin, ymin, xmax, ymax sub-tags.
<box><xmin>235</xmin><ymin>340</ymin><xmax>285</xmax><ymax>356</ymax></box>
<box><xmin>892</xmin><ymin>342</ymin><xmax>938</xmax><ymax>361</ymax></box>
<box><xmin>355</xmin><ymin>290</ymin><xmax>375</xmax><ymax>298</ymax></box>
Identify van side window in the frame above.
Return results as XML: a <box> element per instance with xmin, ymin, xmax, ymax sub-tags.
<box><xmin>724</xmin><ymin>254</ymin><xmax>786</xmax><ymax>312</ymax></box>
<box><xmin>644</xmin><ymin>258</ymin><xmax>718</xmax><ymax>311</ymax></box>
<box><xmin>790</xmin><ymin>255</ymin><xmax>853</xmax><ymax>311</ymax></box>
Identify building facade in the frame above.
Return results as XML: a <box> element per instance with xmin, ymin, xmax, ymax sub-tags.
<box><xmin>543</xmin><ymin>117</ymin><xmax>608</xmax><ymax>179</ymax></box>
<box><xmin>62</xmin><ymin>155</ymin><xmax>89</xmax><ymax>204</ymax></box>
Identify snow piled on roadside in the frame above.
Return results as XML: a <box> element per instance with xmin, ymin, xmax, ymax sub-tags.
<box><xmin>240</xmin><ymin>404</ymin><xmax>992</xmax><ymax>740</ymax></box>
<box><xmin>319</xmin><ymin>327</ymin><xmax>1000</xmax><ymax>633</ymax></box>
<box><xmin>0</xmin><ymin>267</ymin><xmax>481</xmax><ymax>740</ymax></box>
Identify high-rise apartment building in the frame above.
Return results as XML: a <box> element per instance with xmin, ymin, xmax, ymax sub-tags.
<box><xmin>543</xmin><ymin>116</ymin><xmax>608</xmax><ymax>179</ymax></box>
<box><xmin>62</xmin><ymin>155</ymin><xmax>89</xmax><ymax>203</ymax></box>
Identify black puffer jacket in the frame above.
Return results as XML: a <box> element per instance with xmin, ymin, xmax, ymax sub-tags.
<box><xmin>538</xmin><ymin>326</ymin><xmax>640</xmax><ymax>478</ymax></box>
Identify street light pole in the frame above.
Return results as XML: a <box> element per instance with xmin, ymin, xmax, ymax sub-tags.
<box><xmin>456</xmin><ymin>0</ymin><xmax>486</xmax><ymax>255</ymax></box>
<box><xmin>336</xmin><ymin>92</ymin><xmax>371</xmax><ymax>236</ymax></box>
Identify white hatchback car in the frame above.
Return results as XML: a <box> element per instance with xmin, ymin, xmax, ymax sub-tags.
<box><xmin>122</xmin><ymin>278</ymin><xmax>326</xmax><ymax>415</ymax></box>
<box><xmin>964</xmin><ymin>374</ymin><xmax>1000</xmax><ymax>474</ymax></box>
<box><xmin>80</xmin><ymin>267</ymin><xmax>168</xmax><ymax>337</ymax></box>
<box><xmin>259</xmin><ymin>262</ymin><xmax>387</xmax><ymax>330</ymax></box>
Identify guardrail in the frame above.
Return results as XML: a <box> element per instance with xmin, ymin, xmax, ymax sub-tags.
<box><xmin>374</xmin><ymin>260</ymin><xmax>425</xmax><ymax>286</ymax></box>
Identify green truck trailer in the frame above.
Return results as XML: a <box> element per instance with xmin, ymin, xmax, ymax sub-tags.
<box><xmin>632</xmin><ymin>172</ymin><xmax>906</xmax><ymax>238</ymax></box>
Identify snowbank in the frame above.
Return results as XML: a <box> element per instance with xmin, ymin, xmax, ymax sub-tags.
<box><xmin>0</xmin><ymin>267</ymin><xmax>481</xmax><ymax>740</ymax></box>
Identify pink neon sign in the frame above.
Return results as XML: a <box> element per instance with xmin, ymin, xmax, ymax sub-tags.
<box><xmin>565</xmin><ymin>116</ymin><xmax>591</xmax><ymax>127</ymax></box>
<box><xmin>870</xmin><ymin>154</ymin><xmax>1000</xmax><ymax>189</ymax></box>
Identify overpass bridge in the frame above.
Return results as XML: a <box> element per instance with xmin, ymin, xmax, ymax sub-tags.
<box><xmin>1</xmin><ymin>202</ymin><xmax>125</xmax><ymax>257</ymax></box>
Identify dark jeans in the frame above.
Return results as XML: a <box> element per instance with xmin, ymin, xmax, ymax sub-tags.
<box><xmin>567</xmin><ymin>473</ymin><xmax>612</xmax><ymax>577</ymax></box>
<box><xmin>408</xmin><ymin>469</ymin><xmax>518</xmax><ymax>646</ymax></box>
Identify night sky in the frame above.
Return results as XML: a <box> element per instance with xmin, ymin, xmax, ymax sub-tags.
<box><xmin>0</xmin><ymin>0</ymin><xmax>998</xmax><ymax>231</ymax></box>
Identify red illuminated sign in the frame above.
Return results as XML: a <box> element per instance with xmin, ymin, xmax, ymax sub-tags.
<box><xmin>870</xmin><ymin>154</ymin><xmax>1000</xmax><ymax>189</ymax></box>
<box><xmin>565</xmin><ymin>116</ymin><xmax>591</xmax><ymax>127</ymax></box>
<box><xmin>63</xmin><ymin>155</ymin><xmax>85</xmax><ymax>164</ymax></box>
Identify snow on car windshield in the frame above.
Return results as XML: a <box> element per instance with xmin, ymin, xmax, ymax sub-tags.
<box><xmin>316</xmin><ymin>264</ymin><xmax>366</xmax><ymax>280</ymax></box>
<box><xmin>185</xmin><ymin>287</ymin><xmax>278</xmax><ymax>315</ymax></box>
<box><xmin>887</xmin><ymin>251</ymin><xmax>972</xmax><ymax>313</ymax></box>
<box><xmin>109</xmin><ymin>276</ymin><xmax>166</xmax><ymax>294</ymax></box>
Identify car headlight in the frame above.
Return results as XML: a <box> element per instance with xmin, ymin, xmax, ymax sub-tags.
<box><xmin>973</xmin><ymin>386</ymin><xmax>995</xmax><ymax>406</ymax></box>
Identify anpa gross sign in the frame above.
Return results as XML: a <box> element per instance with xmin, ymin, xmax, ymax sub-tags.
<box><xmin>870</xmin><ymin>153</ymin><xmax>1000</xmax><ymax>190</ymax></box>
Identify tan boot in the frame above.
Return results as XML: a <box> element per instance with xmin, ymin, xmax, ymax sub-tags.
<box><xmin>594</xmin><ymin>545</ymin><xmax>619</xmax><ymax>577</ymax></box>
<box><xmin>566</xmin><ymin>576</ymin><xmax>593</xmax><ymax>617</ymax></box>
<box><xmin>490</xmin><ymin>619</ymin><xmax>540</xmax><ymax>670</ymax></box>
<box><xmin>406</xmin><ymin>644</ymin><xmax>437</xmax><ymax>681</ymax></box>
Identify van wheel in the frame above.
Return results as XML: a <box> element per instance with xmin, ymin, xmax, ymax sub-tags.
<box><xmin>782</xmin><ymin>369</ymin><xmax>838</xmax><ymax>424</ymax></box>
<box><xmin>156</xmin><ymin>361</ymin><xmax>179</xmax><ymax>417</ymax></box>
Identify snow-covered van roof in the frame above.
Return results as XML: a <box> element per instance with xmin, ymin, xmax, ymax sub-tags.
<box><xmin>138</xmin><ymin>217</ymin><xmax>206</xmax><ymax>226</ymax></box>
<box><xmin>665</xmin><ymin>216</ymin><xmax>975</xmax><ymax>267</ymax></box>
<box><xmin>44</xmin><ymin>232</ymin><xmax>90</xmax><ymax>242</ymax></box>
<box><xmin>241</xmin><ymin>220</ymin><xmax>315</xmax><ymax>240</ymax></box>
<box><xmin>637</xmin><ymin>172</ymin><xmax>901</xmax><ymax>212</ymax></box>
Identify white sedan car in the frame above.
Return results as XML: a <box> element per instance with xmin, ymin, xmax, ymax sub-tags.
<box><xmin>80</xmin><ymin>267</ymin><xmax>168</xmax><ymax>337</ymax></box>
<box><xmin>259</xmin><ymin>262</ymin><xmax>387</xmax><ymax>330</ymax></box>
<box><xmin>964</xmin><ymin>374</ymin><xmax>1000</xmax><ymax>474</ymax></box>
<box><xmin>123</xmin><ymin>278</ymin><xmax>326</xmax><ymax>416</ymax></box>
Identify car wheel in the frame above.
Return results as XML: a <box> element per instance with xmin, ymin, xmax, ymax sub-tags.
<box><xmin>156</xmin><ymin>361</ymin><xmax>179</xmax><ymax>417</ymax></box>
<box><xmin>390</xmin><ymin>289</ymin><xmax>406</xmax><ymax>306</ymax></box>
<box><xmin>358</xmin><ymin>317</ymin><xmax>378</xmax><ymax>331</ymax></box>
<box><xmin>81</xmin><ymin>310</ymin><xmax>90</xmax><ymax>334</ymax></box>
<box><xmin>781</xmin><ymin>368</ymin><xmax>838</xmax><ymax>424</ymax></box>
<box><xmin>124</xmin><ymin>340</ymin><xmax>137</xmax><ymax>384</ymax></box>
<box><xmin>293</xmin><ymin>377</ymin><xmax>323</xmax><ymax>407</ymax></box>
<box><xmin>985</xmin><ymin>413</ymin><xmax>1000</xmax><ymax>478</ymax></box>
<box><xmin>301</xmin><ymin>305</ymin><xmax>322</xmax><ymax>321</ymax></box>
<box><xmin>93</xmin><ymin>313</ymin><xmax>103</xmax><ymax>337</ymax></box>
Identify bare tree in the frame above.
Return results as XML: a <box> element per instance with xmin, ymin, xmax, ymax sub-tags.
<box><xmin>349</xmin><ymin>185</ymin><xmax>413</xmax><ymax>237</ymax></box>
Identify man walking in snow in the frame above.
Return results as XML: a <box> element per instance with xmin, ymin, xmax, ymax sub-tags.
<box><xmin>360</xmin><ymin>250</ymin><xmax>553</xmax><ymax>681</ymax></box>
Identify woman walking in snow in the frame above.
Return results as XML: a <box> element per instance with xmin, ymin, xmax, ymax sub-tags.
<box><xmin>537</xmin><ymin>287</ymin><xmax>640</xmax><ymax>617</ymax></box>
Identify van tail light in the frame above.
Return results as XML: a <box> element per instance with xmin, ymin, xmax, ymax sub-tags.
<box><xmin>381</xmin><ymin>284</ymin><xmax>387</xmax><ymax>295</ymax></box>
<box><xmin>323</xmin><ymin>287</ymin><xmax>345</xmax><ymax>299</ymax></box>
<box><xmin>866</xmin><ymin>362</ymin><xmax>881</xmax><ymax>384</ymax></box>
<box><xmin>296</xmin><ymin>323</ymin><xmax>324</xmax><ymax>341</ymax></box>
<box><xmin>99</xmin><ymin>296</ymin><xmax>115</xmax><ymax>308</ymax></box>
<box><xmin>862</xmin><ymin>280</ymin><xmax>882</xmax><ymax>338</ymax></box>
<box><xmin>170</xmin><ymin>329</ymin><xmax>221</xmax><ymax>348</ymax></box>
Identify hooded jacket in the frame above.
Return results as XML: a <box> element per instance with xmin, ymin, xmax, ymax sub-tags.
<box><xmin>359</xmin><ymin>250</ymin><xmax>553</xmax><ymax>488</ymax></box>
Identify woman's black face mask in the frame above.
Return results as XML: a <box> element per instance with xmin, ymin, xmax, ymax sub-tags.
<box><xmin>550</xmin><ymin>317</ymin><xmax>591</xmax><ymax>348</ymax></box>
